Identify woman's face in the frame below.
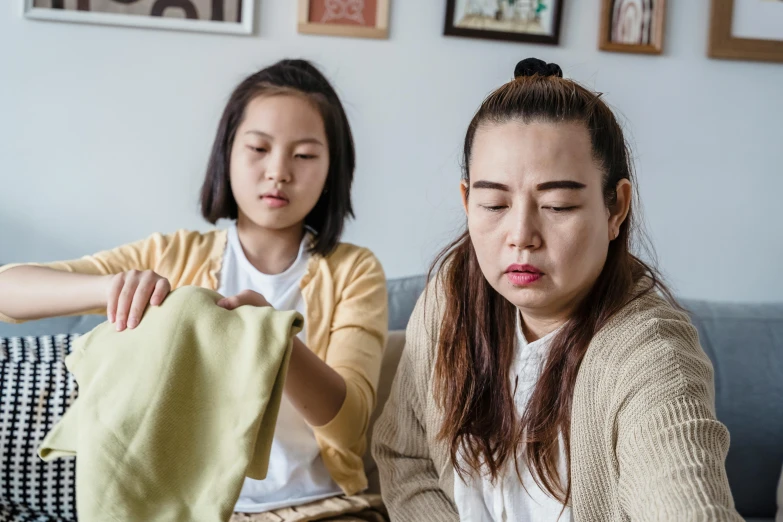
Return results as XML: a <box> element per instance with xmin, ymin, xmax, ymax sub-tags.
<box><xmin>229</xmin><ymin>94</ymin><xmax>330</xmax><ymax>232</ymax></box>
<box><xmin>463</xmin><ymin>120</ymin><xmax>630</xmax><ymax>328</ymax></box>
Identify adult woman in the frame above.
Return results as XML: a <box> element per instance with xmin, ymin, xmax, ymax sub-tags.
<box><xmin>373</xmin><ymin>58</ymin><xmax>740</xmax><ymax>521</ymax></box>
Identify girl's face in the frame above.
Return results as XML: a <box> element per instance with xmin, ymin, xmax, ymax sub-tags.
<box><xmin>230</xmin><ymin>94</ymin><xmax>330</xmax><ymax>233</ymax></box>
<box><xmin>463</xmin><ymin>120</ymin><xmax>629</xmax><ymax>325</ymax></box>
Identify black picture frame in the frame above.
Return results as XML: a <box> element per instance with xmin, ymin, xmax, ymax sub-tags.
<box><xmin>444</xmin><ymin>0</ymin><xmax>564</xmax><ymax>45</ymax></box>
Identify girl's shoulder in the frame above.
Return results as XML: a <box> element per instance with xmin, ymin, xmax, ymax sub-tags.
<box><xmin>318</xmin><ymin>242</ymin><xmax>385</xmax><ymax>281</ymax></box>
<box><xmin>142</xmin><ymin>228</ymin><xmax>228</xmax><ymax>261</ymax></box>
<box><xmin>159</xmin><ymin>228</ymin><xmax>227</xmax><ymax>249</ymax></box>
<box><xmin>322</xmin><ymin>241</ymin><xmax>377</xmax><ymax>262</ymax></box>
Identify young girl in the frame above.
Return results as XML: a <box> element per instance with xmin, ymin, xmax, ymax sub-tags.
<box><xmin>0</xmin><ymin>59</ymin><xmax>388</xmax><ymax>520</ymax></box>
<box><xmin>372</xmin><ymin>58</ymin><xmax>741</xmax><ymax>521</ymax></box>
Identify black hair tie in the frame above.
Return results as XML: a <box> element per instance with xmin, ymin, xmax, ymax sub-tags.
<box><xmin>513</xmin><ymin>58</ymin><xmax>563</xmax><ymax>79</ymax></box>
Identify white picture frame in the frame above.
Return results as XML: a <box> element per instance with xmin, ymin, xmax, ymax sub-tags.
<box><xmin>21</xmin><ymin>0</ymin><xmax>255</xmax><ymax>35</ymax></box>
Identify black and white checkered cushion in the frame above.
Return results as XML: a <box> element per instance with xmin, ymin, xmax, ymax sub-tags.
<box><xmin>0</xmin><ymin>335</ymin><xmax>79</xmax><ymax>522</ymax></box>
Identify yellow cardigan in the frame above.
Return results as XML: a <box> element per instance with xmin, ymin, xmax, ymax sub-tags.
<box><xmin>0</xmin><ymin>229</ymin><xmax>389</xmax><ymax>496</ymax></box>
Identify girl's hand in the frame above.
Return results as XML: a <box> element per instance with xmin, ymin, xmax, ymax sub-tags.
<box><xmin>217</xmin><ymin>290</ymin><xmax>272</xmax><ymax>311</ymax></box>
<box><xmin>106</xmin><ymin>270</ymin><xmax>171</xmax><ymax>331</ymax></box>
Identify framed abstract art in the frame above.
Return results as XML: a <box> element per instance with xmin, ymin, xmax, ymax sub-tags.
<box><xmin>22</xmin><ymin>0</ymin><xmax>254</xmax><ymax>35</ymax></box>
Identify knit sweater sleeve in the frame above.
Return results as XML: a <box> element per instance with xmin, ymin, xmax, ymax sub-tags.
<box><xmin>614</xmin><ymin>306</ymin><xmax>743</xmax><ymax>521</ymax></box>
<box><xmin>372</xmin><ymin>280</ymin><xmax>459</xmax><ymax>522</ymax></box>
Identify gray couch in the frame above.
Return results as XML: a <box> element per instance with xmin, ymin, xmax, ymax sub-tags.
<box><xmin>2</xmin><ymin>275</ymin><xmax>781</xmax><ymax>521</ymax></box>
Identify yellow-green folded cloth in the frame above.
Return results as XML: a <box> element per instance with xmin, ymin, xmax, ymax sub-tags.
<box><xmin>39</xmin><ymin>286</ymin><xmax>302</xmax><ymax>522</ymax></box>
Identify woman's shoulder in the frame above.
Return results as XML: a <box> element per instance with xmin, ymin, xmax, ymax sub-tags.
<box><xmin>596</xmin><ymin>287</ymin><xmax>696</xmax><ymax>350</ymax></box>
<box><xmin>585</xmin><ymin>286</ymin><xmax>713</xmax><ymax>404</ymax></box>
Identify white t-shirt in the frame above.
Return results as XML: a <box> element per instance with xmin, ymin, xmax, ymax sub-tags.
<box><xmin>454</xmin><ymin>316</ymin><xmax>572</xmax><ymax>522</ymax></box>
<box><xmin>218</xmin><ymin>225</ymin><xmax>342</xmax><ymax>513</ymax></box>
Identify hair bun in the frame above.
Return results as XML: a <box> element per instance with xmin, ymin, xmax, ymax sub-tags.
<box><xmin>513</xmin><ymin>58</ymin><xmax>563</xmax><ymax>79</ymax></box>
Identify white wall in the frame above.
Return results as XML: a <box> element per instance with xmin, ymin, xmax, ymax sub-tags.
<box><xmin>1</xmin><ymin>0</ymin><xmax>781</xmax><ymax>302</ymax></box>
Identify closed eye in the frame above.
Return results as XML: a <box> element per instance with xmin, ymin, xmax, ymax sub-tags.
<box><xmin>248</xmin><ymin>146</ymin><xmax>267</xmax><ymax>153</ymax></box>
<box><xmin>295</xmin><ymin>154</ymin><xmax>318</xmax><ymax>160</ymax></box>
<box><xmin>481</xmin><ymin>205</ymin><xmax>507</xmax><ymax>212</ymax></box>
<box><xmin>543</xmin><ymin>206</ymin><xmax>578</xmax><ymax>213</ymax></box>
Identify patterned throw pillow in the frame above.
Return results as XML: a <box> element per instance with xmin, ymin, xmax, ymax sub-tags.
<box><xmin>0</xmin><ymin>335</ymin><xmax>79</xmax><ymax>522</ymax></box>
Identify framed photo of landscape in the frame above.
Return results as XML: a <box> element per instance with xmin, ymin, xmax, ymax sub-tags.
<box><xmin>444</xmin><ymin>0</ymin><xmax>564</xmax><ymax>45</ymax></box>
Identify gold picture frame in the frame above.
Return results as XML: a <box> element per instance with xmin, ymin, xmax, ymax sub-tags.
<box><xmin>298</xmin><ymin>0</ymin><xmax>390</xmax><ymax>39</ymax></box>
<box><xmin>708</xmin><ymin>0</ymin><xmax>783</xmax><ymax>64</ymax></box>
<box><xmin>599</xmin><ymin>0</ymin><xmax>666</xmax><ymax>55</ymax></box>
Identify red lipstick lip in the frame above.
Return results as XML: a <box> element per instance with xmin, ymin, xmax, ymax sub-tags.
<box><xmin>505</xmin><ymin>264</ymin><xmax>543</xmax><ymax>274</ymax></box>
<box><xmin>506</xmin><ymin>264</ymin><xmax>544</xmax><ymax>286</ymax></box>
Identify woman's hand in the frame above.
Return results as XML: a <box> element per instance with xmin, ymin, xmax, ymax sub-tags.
<box><xmin>106</xmin><ymin>270</ymin><xmax>171</xmax><ymax>331</ymax></box>
<box><xmin>217</xmin><ymin>290</ymin><xmax>272</xmax><ymax>311</ymax></box>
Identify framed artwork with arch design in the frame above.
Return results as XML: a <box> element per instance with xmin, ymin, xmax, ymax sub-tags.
<box><xmin>21</xmin><ymin>0</ymin><xmax>254</xmax><ymax>35</ymax></box>
<box><xmin>598</xmin><ymin>0</ymin><xmax>666</xmax><ymax>55</ymax></box>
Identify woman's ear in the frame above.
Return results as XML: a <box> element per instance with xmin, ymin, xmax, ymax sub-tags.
<box><xmin>609</xmin><ymin>179</ymin><xmax>632</xmax><ymax>240</ymax></box>
<box><xmin>460</xmin><ymin>180</ymin><xmax>469</xmax><ymax>215</ymax></box>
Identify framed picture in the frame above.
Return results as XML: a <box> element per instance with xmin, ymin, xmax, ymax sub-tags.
<box><xmin>709</xmin><ymin>0</ymin><xmax>783</xmax><ymax>64</ymax></box>
<box><xmin>297</xmin><ymin>0</ymin><xmax>390</xmax><ymax>39</ymax></box>
<box><xmin>21</xmin><ymin>0</ymin><xmax>254</xmax><ymax>35</ymax></box>
<box><xmin>598</xmin><ymin>0</ymin><xmax>666</xmax><ymax>54</ymax></box>
<box><xmin>444</xmin><ymin>0</ymin><xmax>564</xmax><ymax>45</ymax></box>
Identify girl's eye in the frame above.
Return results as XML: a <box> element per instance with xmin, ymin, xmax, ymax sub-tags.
<box><xmin>295</xmin><ymin>154</ymin><xmax>317</xmax><ymax>160</ymax></box>
<box><xmin>248</xmin><ymin>146</ymin><xmax>267</xmax><ymax>153</ymax></box>
<box><xmin>544</xmin><ymin>206</ymin><xmax>577</xmax><ymax>213</ymax></box>
<box><xmin>481</xmin><ymin>205</ymin><xmax>506</xmax><ymax>212</ymax></box>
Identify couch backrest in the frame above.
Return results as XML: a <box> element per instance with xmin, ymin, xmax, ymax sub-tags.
<box><xmin>387</xmin><ymin>275</ymin><xmax>427</xmax><ymax>330</ymax></box>
<box><xmin>0</xmin><ymin>314</ymin><xmax>105</xmax><ymax>338</ymax></box>
<box><xmin>0</xmin><ymin>275</ymin><xmax>431</xmax><ymax>338</ymax></box>
<box><xmin>683</xmin><ymin>299</ymin><xmax>783</xmax><ymax>517</ymax></box>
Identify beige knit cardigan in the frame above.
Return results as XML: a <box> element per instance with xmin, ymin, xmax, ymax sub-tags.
<box><xmin>372</xmin><ymin>278</ymin><xmax>742</xmax><ymax>521</ymax></box>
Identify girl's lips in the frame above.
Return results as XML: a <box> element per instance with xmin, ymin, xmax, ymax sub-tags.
<box><xmin>261</xmin><ymin>195</ymin><xmax>289</xmax><ymax>208</ymax></box>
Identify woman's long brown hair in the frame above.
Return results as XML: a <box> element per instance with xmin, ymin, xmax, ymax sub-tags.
<box><xmin>431</xmin><ymin>68</ymin><xmax>678</xmax><ymax>504</ymax></box>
